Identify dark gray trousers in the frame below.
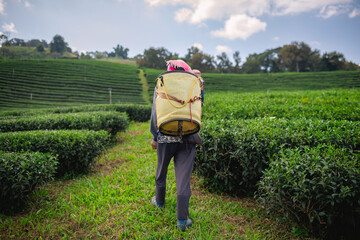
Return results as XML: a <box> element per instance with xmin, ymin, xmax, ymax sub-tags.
<box><xmin>155</xmin><ymin>142</ymin><xmax>196</xmax><ymax>219</ymax></box>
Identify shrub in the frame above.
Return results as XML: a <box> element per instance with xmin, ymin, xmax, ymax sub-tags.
<box><xmin>0</xmin><ymin>151</ymin><xmax>57</xmax><ymax>213</ymax></box>
<box><xmin>0</xmin><ymin>104</ymin><xmax>151</xmax><ymax>122</ymax></box>
<box><xmin>203</xmin><ymin>89</ymin><xmax>360</xmax><ymax>121</ymax></box>
<box><xmin>51</xmin><ymin>104</ymin><xmax>151</xmax><ymax>122</ymax></box>
<box><xmin>0</xmin><ymin>111</ymin><xmax>129</xmax><ymax>135</ymax></box>
<box><xmin>195</xmin><ymin>118</ymin><xmax>360</xmax><ymax>195</ymax></box>
<box><xmin>0</xmin><ymin>130</ymin><xmax>112</xmax><ymax>175</ymax></box>
<box><xmin>256</xmin><ymin>145</ymin><xmax>360</xmax><ymax>239</ymax></box>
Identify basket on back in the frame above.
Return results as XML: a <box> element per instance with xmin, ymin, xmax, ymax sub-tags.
<box><xmin>155</xmin><ymin>71</ymin><xmax>202</xmax><ymax>137</ymax></box>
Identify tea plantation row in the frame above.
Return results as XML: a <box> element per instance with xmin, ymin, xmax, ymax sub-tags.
<box><xmin>0</xmin><ymin>104</ymin><xmax>151</xmax><ymax>213</ymax></box>
<box><xmin>143</xmin><ymin>68</ymin><xmax>360</xmax><ymax>102</ymax></box>
<box><xmin>195</xmin><ymin>88</ymin><xmax>360</xmax><ymax>239</ymax></box>
<box><xmin>0</xmin><ymin>59</ymin><xmax>146</xmax><ymax>110</ymax></box>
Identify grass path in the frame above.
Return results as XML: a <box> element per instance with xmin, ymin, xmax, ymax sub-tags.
<box><xmin>138</xmin><ymin>69</ymin><xmax>151</xmax><ymax>105</ymax></box>
<box><xmin>0</xmin><ymin>122</ymin><xmax>315</xmax><ymax>239</ymax></box>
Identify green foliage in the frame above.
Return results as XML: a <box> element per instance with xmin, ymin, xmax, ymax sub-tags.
<box><xmin>0</xmin><ymin>122</ymin><xmax>294</xmax><ymax>239</ymax></box>
<box><xmin>204</xmin><ymin>89</ymin><xmax>360</xmax><ymax>121</ymax></box>
<box><xmin>257</xmin><ymin>145</ymin><xmax>360</xmax><ymax>239</ymax></box>
<box><xmin>137</xmin><ymin>47</ymin><xmax>178</xmax><ymax>69</ymax></box>
<box><xmin>0</xmin><ymin>59</ymin><xmax>146</xmax><ymax>110</ymax></box>
<box><xmin>0</xmin><ymin>46</ymin><xmax>52</xmax><ymax>59</ymax></box>
<box><xmin>0</xmin><ymin>104</ymin><xmax>151</xmax><ymax>122</ymax></box>
<box><xmin>0</xmin><ymin>130</ymin><xmax>112</xmax><ymax>175</ymax></box>
<box><xmin>0</xmin><ymin>151</ymin><xmax>57</xmax><ymax>213</ymax></box>
<box><xmin>195</xmin><ymin>118</ymin><xmax>360</xmax><ymax>194</ymax></box>
<box><xmin>201</xmin><ymin>71</ymin><xmax>360</xmax><ymax>93</ymax></box>
<box><xmin>0</xmin><ymin>111</ymin><xmax>129</xmax><ymax>135</ymax></box>
<box><xmin>50</xmin><ymin>35</ymin><xmax>67</xmax><ymax>54</ymax></box>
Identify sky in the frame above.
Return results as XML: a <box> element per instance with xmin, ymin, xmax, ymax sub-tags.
<box><xmin>1</xmin><ymin>0</ymin><xmax>360</xmax><ymax>64</ymax></box>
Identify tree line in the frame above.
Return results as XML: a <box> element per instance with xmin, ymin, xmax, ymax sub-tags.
<box><xmin>0</xmin><ymin>34</ymin><xmax>129</xmax><ymax>60</ymax></box>
<box><xmin>136</xmin><ymin>42</ymin><xmax>359</xmax><ymax>73</ymax></box>
<box><xmin>1</xmin><ymin>34</ymin><xmax>358</xmax><ymax>73</ymax></box>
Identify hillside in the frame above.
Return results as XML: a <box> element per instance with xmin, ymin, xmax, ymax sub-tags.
<box><xmin>1</xmin><ymin>60</ymin><xmax>359</xmax><ymax>110</ymax></box>
<box><xmin>0</xmin><ymin>59</ymin><xmax>146</xmax><ymax>110</ymax></box>
<box><xmin>144</xmin><ymin>68</ymin><xmax>360</xmax><ymax>100</ymax></box>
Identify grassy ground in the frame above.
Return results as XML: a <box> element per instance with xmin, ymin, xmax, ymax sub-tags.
<box><xmin>0</xmin><ymin>122</ymin><xmax>317</xmax><ymax>239</ymax></box>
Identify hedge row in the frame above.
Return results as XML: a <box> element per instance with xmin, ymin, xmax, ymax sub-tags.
<box><xmin>203</xmin><ymin>89</ymin><xmax>360</xmax><ymax>121</ymax></box>
<box><xmin>195</xmin><ymin>118</ymin><xmax>360</xmax><ymax>195</ymax></box>
<box><xmin>0</xmin><ymin>111</ymin><xmax>129</xmax><ymax>135</ymax></box>
<box><xmin>0</xmin><ymin>104</ymin><xmax>151</xmax><ymax>122</ymax></box>
<box><xmin>0</xmin><ymin>130</ymin><xmax>112</xmax><ymax>175</ymax></box>
<box><xmin>0</xmin><ymin>151</ymin><xmax>57</xmax><ymax>212</ymax></box>
<box><xmin>257</xmin><ymin>145</ymin><xmax>360</xmax><ymax>239</ymax></box>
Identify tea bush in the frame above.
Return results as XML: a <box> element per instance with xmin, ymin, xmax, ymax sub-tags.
<box><xmin>0</xmin><ymin>130</ymin><xmax>112</xmax><ymax>175</ymax></box>
<box><xmin>203</xmin><ymin>89</ymin><xmax>360</xmax><ymax>121</ymax></box>
<box><xmin>0</xmin><ymin>151</ymin><xmax>57</xmax><ymax>212</ymax></box>
<box><xmin>257</xmin><ymin>145</ymin><xmax>360</xmax><ymax>239</ymax></box>
<box><xmin>0</xmin><ymin>111</ymin><xmax>129</xmax><ymax>135</ymax></box>
<box><xmin>195</xmin><ymin>118</ymin><xmax>360</xmax><ymax>195</ymax></box>
<box><xmin>0</xmin><ymin>104</ymin><xmax>151</xmax><ymax>122</ymax></box>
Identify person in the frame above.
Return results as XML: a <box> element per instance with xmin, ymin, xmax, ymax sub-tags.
<box><xmin>150</xmin><ymin>60</ymin><xmax>203</xmax><ymax>232</ymax></box>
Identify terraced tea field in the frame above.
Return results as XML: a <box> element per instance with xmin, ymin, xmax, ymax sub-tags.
<box><xmin>0</xmin><ymin>59</ymin><xmax>146</xmax><ymax>110</ymax></box>
<box><xmin>144</xmin><ymin>68</ymin><xmax>360</xmax><ymax>102</ymax></box>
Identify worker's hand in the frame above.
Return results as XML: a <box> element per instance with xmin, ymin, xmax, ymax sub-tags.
<box><xmin>151</xmin><ymin>139</ymin><xmax>157</xmax><ymax>150</ymax></box>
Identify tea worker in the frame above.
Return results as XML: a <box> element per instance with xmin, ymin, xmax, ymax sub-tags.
<box><xmin>150</xmin><ymin>59</ymin><xmax>202</xmax><ymax>231</ymax></box>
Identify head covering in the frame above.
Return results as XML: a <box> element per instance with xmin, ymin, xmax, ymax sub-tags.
<box><xmin>192</xmin><ymin>69</ymin><xmax>201</xmax><ymax>77</ymax></box>
<box><xmin>166</xmin><ymin>60</ymin><xmax>192</xmax><ymax>72</ymax></box>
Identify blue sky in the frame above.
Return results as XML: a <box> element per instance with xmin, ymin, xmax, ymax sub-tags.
<box><xmin>1</xmin><ymin>0</ymin><xmax>360</xmax><ymax>64</ymax></box>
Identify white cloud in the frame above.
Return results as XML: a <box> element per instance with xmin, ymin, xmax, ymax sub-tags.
<box><xmin>2</xmin><ymin>22</ymin><xmax>18</xmax><ymax>33</ymax></box>
<box><xmin>17</xmin><ymin>0</ymin><xmax>31</xmax><ymax>8</ymax></box>
<box><xmin>211</xmin><ymin>14</ymin><xmax>266</xmax><ymax>40</ymax></box>
<box><xmin>0</xmin><ymin>0</ymin><xmax>5</xmax><ymax>15</ymax></box>
<box><xmin>144</xmin><ymin>0</ymin><xmax>353</xmax><ymax>40</ymax></box>
<box><xmin>271</xmin><ymin>0</ymin><xmax>352</xmax><ymax>16</ymax></box>
<box><xmin>24</xmin><ymin>1</ymin><xmax>31</xmax><ymax>8</ymax></box>
<box><xmin>273</xmin><ymin>36</ymin><xmax>280</xmax><ymax>41</ymax></box>
<box><xmin>145</xmin><ymin>0</ymin><xmax>353</xmax><ymax>23</ymax></box>
<box><xmin>193</xmin><ymin>43</ymin><xmax>203</xmax><ymax>50</ymax></box>
<box><xmin>318</xmin><ymin>5</ymin><xmax>347</xmax><ymax>18</ymax></box>
<box><xmin>216</xmin><ymin>45</ymin><xmax>232</xmax><ymax>54</ymax></box>
<box><xmin>175</xmin><ymin>8</ymin><xmax>194</xmax><ymax>23</ymax></box>
<box><xmin>349</xmin><ymin>8</ymin><xmax>360</xmax><ymax>18</ymax></box>
<box><xmin>310</xmin><ymin>41</ymin><xmax>321</xmax><ymax>46</ymax></box>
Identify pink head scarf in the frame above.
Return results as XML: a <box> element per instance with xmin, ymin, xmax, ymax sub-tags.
<box><xmin>166</xmin><ymin>60</ymin><xmax>192</xmax><ymax>72</ymax></box>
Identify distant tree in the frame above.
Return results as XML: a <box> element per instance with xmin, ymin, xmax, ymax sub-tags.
<box><xmin>50</xmin><ymin>35</ymin><xmax>67</xmax><ymax>54</ymax></box>
<box><xmin>233</xmin><ymin>51</ymin><xmax>241</xmax><ymax>73</ymax></box>
<box><xmin>319</xmin><ymin>51</ymin><xmax>346</xmax><ymax>71</ymax></box>
<box><xmin>185</xmin><ymin>46</ymin><xmax>200</xmax><ymax>62</ymax></box>
<box><xmin>110</xmin><ymin>44</ymin><xmax>129</xmax><ymax>59</ymax></box>
<box><xmin>278</xmin><ymin>41</ymin><xmax>316</xmax><ymax>72</ymax></box>
<box><xmin>216</xmin><ymin>52</ymin><xmax>233</xmax><ymax>73</ymax></box>
<box><xmin>133</xmin><ymin>54</ymin><xmax>143</xmax><ymax>60</ymax></box>
<box><xmin>41</xmin><ymin>40</ymin><xmax>49</xmax><ymax>48</ymax></box>
<box><xmin>36</xmin><ymin>44</ymin><xmax>44</xmax><ymax>52</ymax></box>
<box><xmin>80</xmin><ymin>52</ymin><xmax>92</xmax><ymax>59</ymax></box>
<box><xmin>304</xmin><ymin>49</ymin><xmax>321</xmax><ymax>72</ymax></box>
<box><xmin>0</xmin><ymin>33</ymin><xmax>10</xmax><ymax>47</ymax></box>
<box><xmin>137</xmin><ymin>47</ymin><xmax>177</xmax><ymax>69</ymax></box>
<box><xmin>343</xmin><ymin>61</ymin><xmax>359</xmax><ymax>71</ymax></box>
<box><xmin>9</xmin><ymin>38</ymin><xmax>26</xmax><ymax>46</ymax></box>
<box><xmin>257</xmin><ymin>47</ymin><xmax>282</xmax><ymax>73</ymax></box>
<box><xmin>242</xmin><ymin>53</ymin><xmax>261</xmax><ymax>73</ymax></box>
<box><xmin>95</xmin><ymin>51</ymin><xmax>108</xmax><ymax>59</ymax></box>
<box><xmin>27</xmin><ymin>39</ymin><xmax>43</xmax><ymax>47</ymax></box>
<box><xmin>189</xmin><ymin>51</ymin><xmax>215</xmax><ymax>73</ymax></box>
